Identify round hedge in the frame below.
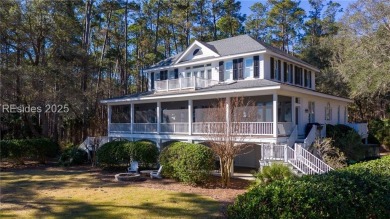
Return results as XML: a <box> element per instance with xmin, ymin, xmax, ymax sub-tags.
<box><xmin>159</xmin><ymin>142</ymin><xmax>214</xmax><ymax>185</ymax></box>
<box><xmin>96</xmin><ymin>141</ymin><xmax>131</xmax><ymax>166</ymax></box>
<box><xmin>228</xmin><ymin>156</ymin><xmax>390</xmax><ymax>219</ymax></box>
<box><xmin>129</xmin><ymin>140</ymin><xmax>159</xmax><ymax>166</ymax></box>
<box><xmin>96</xmin><ymin>140</ymin><xmax>159</xmax><ymax>167</ymax></box>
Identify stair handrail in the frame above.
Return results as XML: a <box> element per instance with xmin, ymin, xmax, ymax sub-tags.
<box><xmin>295</xmin><ymin>143</ymin><xmax>333</xmax><ymax>174</ymax></box>
<box><xmin>286</xmin><ymin>125</ymin><xmax>298</xmax><ymax>148</ymax></box>
<box><xmin>304</xmin><ymin>125</ymin><xmax>317</xmax><ymax>149</ymax></box>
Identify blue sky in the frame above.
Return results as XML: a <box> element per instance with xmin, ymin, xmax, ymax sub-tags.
<box><xmin>239</xmin><ymin>0</ymin><xmax>356</xmax><ymax>20</ymax></box>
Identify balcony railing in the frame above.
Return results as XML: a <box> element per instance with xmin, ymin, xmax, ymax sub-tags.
<box><xmin>109</xmin><ymin>123</ymin><xmax>131</xmax><ymax>132</ymax></box>
<box><xmin>109</xmin><ymin>122</ymin><xmax>293</xmax><ymax>136</ymax></box>
<box><xmin>160</xmin><ymin>123</ymin><xmax>189</xmax><ymax>134</ymax></box>
<box><xmin>154</xmin><ymin>76</ymin><xmax>218</xmax><ymax>92</ymax></box>
<box><xmin>133</xmin><ymin>123</ymin><xmax>157</xmax><ymax>133</ymax></box>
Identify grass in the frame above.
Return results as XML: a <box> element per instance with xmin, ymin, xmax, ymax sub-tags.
<box><xmin>0</xmin><ymin>167</ymin><xmax>220</xmax><ymax>218</ymax></box>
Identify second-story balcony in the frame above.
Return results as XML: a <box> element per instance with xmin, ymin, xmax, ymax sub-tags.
<box><xmin>155</xmin><ymin>76</ymin><xmax>219</xmax><ymax>92</ymax></box>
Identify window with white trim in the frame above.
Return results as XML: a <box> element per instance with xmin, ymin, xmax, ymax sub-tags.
<box><xmin>325</xmin><ymin>102</ymin><xmax>332</xmax><ymax>121</ymax></box>
<box><xmin>225</xmin><ymin>61</ymin><xmax>233</xmax><ymax>80</ymax></box>
<box><xmin>244</xmin><ymin>58</ymin><xmax>253</xmax><ymax>78</ymax></box>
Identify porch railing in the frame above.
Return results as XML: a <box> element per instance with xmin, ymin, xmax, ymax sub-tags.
<box><xmin>108</xmin><ymin>122</ymin><xmax>294</xmax><ymax>136</ymax></box>
<box><xmin>259</xmin><ymin>143</ymin><xmax>334</xmax><ymax>175</ymax></box>
<box><xmin>109</xmin><ymin>123</ymin><xmax>131</xmax><ymax>132</ymax></box>
<box><xmin>133</xmin><ymin>123</ymin><xmax>157</xmax><ymax>133</ymax></box>
<box><xmin>154</xmin><ymin>76</ymin><xmax>218</xmax><ymax>92</ymax></box>
<box><xmin>160</xmin><ymin>123</ymin><xmax>189</xmax><ymax>134</ymax></box>
<box><xmin>192</xmin><ymin>122</ymin><xmax>274</xmax><ymax>135</ymax></box>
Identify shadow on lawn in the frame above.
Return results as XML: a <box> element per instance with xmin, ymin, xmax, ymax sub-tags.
<box><xmin>1</xmin><ymin>167</ymin><xmax>221</xmax><ymax>218</ymax></box>
<box><xmin>131</xmin><ymin>192</ymin><xmax>220</xmax><ymax>218</ymax></box>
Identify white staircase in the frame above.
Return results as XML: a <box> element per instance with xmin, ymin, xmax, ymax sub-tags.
<box><xmin>260</xmin><ymin>143</ymin><xmax>333</xmax><ymax>175</ymax></box>
<box><xmin>78</xmin><ymin>136</ymin><xmax>109</xmax><ymax>161</ymax></box>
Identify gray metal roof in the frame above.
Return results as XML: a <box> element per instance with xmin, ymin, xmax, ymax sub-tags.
<box><xmin>101</xmin><ymin>79</ymin><xmax>281</xmax><ymax>102</ymax></box>
<box><xmin>145</xmin><ymin>35</ymin><xmax>318</xmax><ymax>70</ymax></box>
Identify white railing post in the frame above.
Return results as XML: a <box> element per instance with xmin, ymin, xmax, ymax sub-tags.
<box><xmin>188</xmin><ymin>99</ymin><xmax>193</xmax><ymax>135</ymax></box>
<box><xmin>284</xmin><ymin>144</ymin><xmax>288</xmax><ymax>162</ymax></box>
<box><xmin>107</xmin><ymin>105</ymin><xmax>112</xmax><ymax>134</ymax></box>
<box><xmin>130</xmin><ymin>103</ymin><xmax>134</xmax><ymax>134</ymax></box>
<box><xmin>273</xmin><ymin>93</ymin><xmax>278</xmax><ymax>137</ymax></box>
<box><xmin>157</xmin><ymin>102</ymin><xmax>161</xmax><ymax>133</ymax></box>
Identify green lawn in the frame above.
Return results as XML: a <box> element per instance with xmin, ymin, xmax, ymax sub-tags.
<box><xmin>0</xmin><ymin>168</ymin><xmax>220</xmax><ymax>218</ymax></box>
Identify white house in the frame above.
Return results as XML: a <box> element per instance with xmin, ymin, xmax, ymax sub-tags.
<box><xmin>101</xmin><ymin>35</ymin><xmax>367</xmax><ymax>172</ymax></box>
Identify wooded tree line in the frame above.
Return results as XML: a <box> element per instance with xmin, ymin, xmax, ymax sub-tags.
<box><xmin>0</xmin><ymin>0</ymin><xmax>389</xmax><ymax>144</ymax></box>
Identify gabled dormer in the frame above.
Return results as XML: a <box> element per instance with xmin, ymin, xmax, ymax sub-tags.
<box><xmin>174</xmin><ymin>40</ymin><xmax>220</xmax><ymax>64</ymax></box>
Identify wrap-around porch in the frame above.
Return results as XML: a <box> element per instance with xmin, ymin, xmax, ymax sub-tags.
<box><xmin>108</xmin><ymin>94</ymin><xmax>296</xmax><ymax>137</ymax></box>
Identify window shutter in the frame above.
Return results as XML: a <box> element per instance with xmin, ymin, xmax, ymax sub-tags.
<box><xmin>270</xmin><ymin>57</ymin><xmax>275</xmax><ymax>79</ymax></box>
<box><xmin>290</xmin><ymin>64</ymin><xmax>293</xmax><ymax>83</ymax></box>
<box><xmin>174</xmin><ymin>68</ymin><xmax>178</xmax><ymax>79</ymax></box>
<box><xmin>219</xmin><ymin>61</ymin><xmax>224</xmax><ymax>82</ymax></box>
<box><xmin>151</xmin><ymin>72</ymin><xmax>155</xmax><ymax>90</ymax></box>
<box><xmin>238</xmin><ymin>58</ymin><xmax>244</xmax><ymax>79</ymax></box>
<box><xmin>253</xmin><ymin>56</ymin><xmax>259</xmax><ymax>78</ymax></box>
<box><xmin>283</xmin><ymin>62</ymin><xmax>287</xmax><ymax>82</ymax></box>
<box><xmin>277</xmin><ymin>60</ymin><xmax>281</xmax><ymax>80</ymax></box>
<box><xmin>233</xmin><ymin>59</ymin><xmax>238</xmax><ymax>80</ymax></box>
<box><xmin>160</xmin><ymin>71</ymin><xmax>164</xmax><ymax>80</ymax></box>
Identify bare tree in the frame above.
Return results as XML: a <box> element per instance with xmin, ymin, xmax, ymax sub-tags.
<box><xmin>201</xmin><ymin>97</ymin><xmax>257</xmax><ymax>188</ymax></box>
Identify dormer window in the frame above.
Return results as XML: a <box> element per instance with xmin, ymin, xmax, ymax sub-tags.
<box><xmin>193</xmin><ymin>48</ymin><xmax>202</xmax><ymax>56</ymax></box>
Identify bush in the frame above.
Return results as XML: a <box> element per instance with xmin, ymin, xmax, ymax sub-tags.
<box><xmin>228</xmin><ymin>156</ymin><xmax>390</xmax><ymax>219</ymax></box>
<box><xmin>159</xmin><ymin>142</ymin><xmax>214</xmax><ymax>185</ymax></box>
<box><xmin>59</xmin><ymin>145</ymin><xmax>89</xmax><ymax>166</ymax></box>
<box><xmin>0</xmin><ymin>138</ymin><xmax>59</xmax><ymax>164</ymax></box>
<box><xmin>369</xmin><ymin>119</ymin><xmax>390</xmax><ymax>150</ymax></box>
<box><xmin>326</xmin><ymin>124</ymin><xmax>365</xmax><ymax>161</ymax></box>
<box><xmin>128</xmin><ymin>141</ymin><xmax>159</xmax><ymax>167</ymax></box>
<box><xmin>97</xmin><ymin>141</ymin><xmax>131</xmax><ymax>167</ymax></box>
<box><xmin>252</xmin><ymin>163</ymin><xmax>295</xmax><ymax>187</ymax></box>
<box><xmin>97</xmin><ymin>140</ymin><xmax>159</xmax><ymax>168</ymax></box>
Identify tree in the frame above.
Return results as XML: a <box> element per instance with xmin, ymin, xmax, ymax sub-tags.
<box><xmin>267</xmin><ymin>0</ymin><xmax>305</xmax><ymax>52</ymax></box>
<box><xmin>245</xmin><ymin>2</ymin><xmax>270</xmax><ymax>41</ymax></box>
<box><xmin>201</xmin><ymin>97</ymin><xmax>256</xmax><ymax>188</ymax></box>
<box><xmin>331</xmin><ymin>0</ymin><xmax>390</xmax><ymax>121</ymax></box>
<box><xmin>217</xmin><ymin>0</ymin><xmax>246</xmax><ymax>38</ymax></box>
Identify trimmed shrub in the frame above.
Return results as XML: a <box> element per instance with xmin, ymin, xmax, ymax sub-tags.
<box><xmin>228</xmin><ymin>156</ymin><xmax>390</xmax><ymax>219</ymax></box>
<box><xmin>159</xmin><ymin>142</ymin><xmax>214</xmax><ymax>185</ymax></box>
<box><xmin>128</xmin><ymin>141</ymin><xmax>159</xmax><ymax>167</ymax></box>
<box><xmin>97</xmin><ymin>140</ymin><xmax>159</xmax><ymax>168</ymax></box>
<box><xmin>97</xmin><ymin>141</ymin><xmax>131</xmax><ymax>167</ymax></box>
<box><xmin>59</xmin><ymin>145</ymin><xmax>88</xmax><ymax>166</ymax></box>
<box><xmin>0</xmin><ymin>138</ymin><xmax>59</xmax><ymax>164</ymax></box>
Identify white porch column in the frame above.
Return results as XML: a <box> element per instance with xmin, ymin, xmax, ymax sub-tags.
<box><xmin>291</xmin><ymin>96</ymin><xmax>296</xmax><ymax>126</ymax></box>
<box><xmin>107</xmin><ymin>105</ymin><xmax>112</xmax><ymax>134</ymax></box>
<box><xmin>226</xmin><ymin>97</ymin><xmax>231</xmax><ymax>129</ymax></box>
<box><xmin>273</xmin><ymin>93</ymin><xmax>278</xmax><ymax>138</ymax></box>
<box><xmin>157</xmin><ymin>101</ymin><xmax>161</xmax><ymax>133</ymax></box>
<box><xmin>130</xmin><ymin>103</ymin><xmax>134</xmax><ymax>134</ymax></box>
<box><xmin>188</xmin><ymin>99</ymin><xmax>193</xmax><ymax>135</ymax></box>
